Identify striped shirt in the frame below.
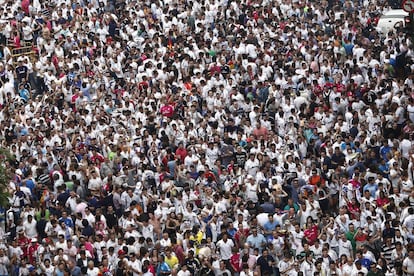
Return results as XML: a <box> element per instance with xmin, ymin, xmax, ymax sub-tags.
<box><xmin>383</xmin><ymin>243</ymin><xmax>396</xmax><ymax>268</ymax></box>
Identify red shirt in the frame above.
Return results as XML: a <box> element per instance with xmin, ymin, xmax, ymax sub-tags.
<box><xmin>230</xmin><ymin>253</ymin><xmax>242</xmax><ymax>272</ymax></box>
<box><xmin>175</xmin><ymin>147</ymin><xmax>188</xmax><ymax>163</ymax></box>
<box><xmin>376</xmin><ymin>197</ymin><xmax>390</xmax><ymax>208</ymax></box>
<box><xmin>14</xmin><ymin>35</ymin><xmax>21</xmax><ymax>48</ymax></box>
<box><xmin>160</xmin><ymin>105</ymin><xmax>174</xmax><ymax>118</ymax></box>
<box><xmin>28</xmin><ymin>243</ymin><xmax>39</xmax><ymax>265</ymax></box>
<box><xmin>91</xmin><ymin>153</ymin><xmax>105</xmax><ymax>164</ymax></box>
<box><xmin>17</xmin><ymin>236</ymin><xmax>30</xmax><ymax>258</ymax></box>
<box><xmin>21</xmin><ymin>0</ymin><xmax>30</xmax><ymax>14</ymax></box>
<box><xmin>304</xmin><ymin>225</ymin><xmax>318</xmax><ymax>245</ymax></box>
<box><xmin>234</xmin><ymin>228</ymin><xmax>250</xmax><ymax>246</ymax></box>
<box><xmin>204</xmin><ymin>171</ymin><xmax>216</xmax><ymax>182</ymax></box>
<box><xmin>347</xmin><ymin>202</ymin><xmax>360</xmax><ymax>219</ymax></box>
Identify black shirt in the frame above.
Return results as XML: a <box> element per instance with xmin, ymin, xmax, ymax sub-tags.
<box><xmin>234</xmin><ymin>152</ymin><xmax>247</xmax><ymax>167</ymax></box>
<box><xmin>15</xmin><ymin>65</ymin><xmax>28</xmax><ymax>81</ymax></box>
<box><xmin>257</xmin><ymin>254</ymin><xmax>275</xmax><ymax>275</ymax></box>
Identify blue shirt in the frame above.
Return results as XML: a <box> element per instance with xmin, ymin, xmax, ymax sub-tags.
<box><xmin>246</xmin><ymin>234</ymin><xmax>267</xmax><ymax>251</ymax></box>
<box><xmin>263</xmin><ymin>220</ymin><xmax>279</xmax><ymax>239</ymax></box>
<box><xmin>157</xmin><ymin>262</ymin><xmax>171</xmax><ymax>276</ymax></box>
<box><xmin>19</xmin><ymin>88</ymin><xmax>30</xmax><ymax>102</ymax></box>
<box><xmin>380</xmin><ymin>146</ymin><xmax>391</xmax><ymax>161</ymax></box>
<box><xmin>25</xmin><ymin>179</ymin><xmax>35</xmax><ymax>194</ymax></box>
<box><xmin>363</xmin><ymin>183</ymin><xmax>378</xmax><ymax>198</ymax></box>
<box><xmin>59</xmin><ymin>217</ymin><xmax>74</xmax><ymax>228</ymax></box>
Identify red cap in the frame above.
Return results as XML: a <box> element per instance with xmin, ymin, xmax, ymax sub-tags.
<box><xmin>118</xmin><ymin>250</ymin><xmax>125</xmax><ymax>255</ymax></box>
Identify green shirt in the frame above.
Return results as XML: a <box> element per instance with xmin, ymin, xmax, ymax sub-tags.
<box><xmin>345</xmin><ymin>230</ymin><xmax>357</xmax><ymax>251</ymax></box>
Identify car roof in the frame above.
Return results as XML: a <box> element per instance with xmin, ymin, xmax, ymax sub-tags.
<box><xmin>382</xmin><ymin>9</ymin><xmax>409</xmax><ymax>16</ymax></box>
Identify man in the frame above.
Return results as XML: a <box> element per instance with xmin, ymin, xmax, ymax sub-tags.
<box><xmin>0</xmin><ymin>248</ymin><xmax>9</xmax><ymax>276</ymax></box>
<box><xmin>177</xmin><ymin>264</ymin><xmax>191</xmax><ymax>276</ymax></box>
<box><xmin>68</xmin><ymin>260</ymin><xmax>81</xmax><ymax>276</ymax></box>
<box><xmin>15</xmin><ymin>59</ymin><xmax>28</xmax><ymax>84</ymax></box>
<box><xmin>183</xmin><ymin>250</ymin><xmax>200</xmax><ymax>275</ymax></box>
<box><xmin>164</xmin><ymin>247</ymin><xmax>179</xmax><ymax>272</ymax></box>
<box><xmin>157</xmin><ymin>255</ymin><xmax>171</xmax><ymax>275</ymax></box>
<box><xmin>214</xmin><ymin>260</ymin><xmax>232</xmax><ymax>276</ymax></box>
<box><xmin>246</xmin><ymin>227</ymin><xmax>267</xmax><ymax>253</ymax></box>
<box><xmin>352</xmin><ymin>260</ymin><xmax>368</xmax><ymax>275</ymax></box>
<box><xmin>338</xmin><ymin>232</ymin><xmax>353</xmax><ymax>258</ymax></box>
<box><xmin>300</xmin><ymin>252</ymin><xmax>315</xmax><ymax>276</ymax></box>
<box><xmin>27</xmin><ymin>238</ymin><xmax>39</xmax><ymax>265</ymax></box>
<box><xmin>216</xmin><ymin>233</ymin><xmax>234</xmax><ymax>264</ymax></box>
<box><xmin>345</xmin><ymin>223</ymin><xmax>357</xmax><ymax>253</ymax></box>
<box><xmin>367</xmin><ymin>263</ymin><xmax>385</xmax><ymax>276</ymax></box>
<box><xmin>128</xmin><ymin>253</ymin><xmax>142</xmax><ymax>276</ymax></box>
<box><xmin>86</xmin><ymin>260</ymin><xmax>99</xmax><ymax>276</ymax></box>
<box><xmin>263</xmin><ymin>214</ymin><xmax>278</xmax><ymax>240</ymax></box>
<box><xmin>403</xmin><ymin>248</ymin><xmax>414</xmax><ymax>276</ymax></box>
<box><xmin>244</xmin><ymin>154</ymin><xmax>260</xmax><ymax>177</ymax></box>
<box><xmin>257</xmin><ymin>248</ymin><xmax>276</xmax><ymax>276</ymax></box>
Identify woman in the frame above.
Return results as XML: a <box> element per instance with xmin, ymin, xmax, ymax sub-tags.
<box><xmin>303</xmin><ymin>219</ymin><xmax>319</xmax><ymax>246</ymax></box>
<box><xmin>376</xmin><ymin>190</ymin><xmax>390</xmax><ymax>208</ymax></box>
<box><xmin>346</xmin><ymin>197</ymin><xmax>361</xmax><ymax>220</ymax></box>
<box><xmin>12</xmin><ymin>31</ymin><xmax>21</xmax><ymax>49</ymax></box>
<box><xmin>337</xmin><ymin>254</ymin><xmax>348</xmax><ymax>271</ymax></box>
<box><xmin>165</xmin><ymin>212</ymin><xmax>179</xmax><ymax>244</ymax></box>
<box><xmin>95</xmin><ymin>214</ymin><xmax>108</xmax><ymax>237</ymax></box>
<box><xmin>149</xmin><ymin>249</ymin><xmax>159</xmax><ymax>266</ymax></box>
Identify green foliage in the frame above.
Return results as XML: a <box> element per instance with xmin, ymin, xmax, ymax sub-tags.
<box><xmin>0</xmin><ymin>148</ymin><xmax>14</xmax><ymax>207</ymax></box>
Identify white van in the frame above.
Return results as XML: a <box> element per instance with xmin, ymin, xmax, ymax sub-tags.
<box><xmin>376</xmin><ymin>9</ymin><xmax>409</xmax><ymax>35</ymax></box>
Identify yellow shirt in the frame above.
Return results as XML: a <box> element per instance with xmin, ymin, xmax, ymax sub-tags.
<box><xmin>165</xmin><ymin>255</ymin><xmax>179</xmax><ymax>269</ymax></box>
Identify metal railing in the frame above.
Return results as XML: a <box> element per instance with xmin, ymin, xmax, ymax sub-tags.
<box><xmin>8</xmin><ymin>41</ymin><xmax>38</xmax><ymax>66</ymax></box>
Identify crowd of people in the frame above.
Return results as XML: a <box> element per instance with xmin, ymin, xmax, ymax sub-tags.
<box><xmin>0</xmin><ymin>0</ymin><xmax>414</xmax><ymax>275</ymax></box>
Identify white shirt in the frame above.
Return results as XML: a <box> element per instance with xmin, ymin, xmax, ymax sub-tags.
<box><xmin>86</xmin><ymin>267</ymin><xmax>100</xmax><ymax>276</ymax></box>
<box><xmin>24</xmin><ymin>220</ymin><xmax>38</xmax><ymax>238</ymax></box>
<box><xmin>245</xmin><ymin>182</ymin><xmax>258</xmax><ymax>203</ymax></box>
<box><xmin>341</xmin><ymin>263</ymin><xmax>354</xmax><ymax>276</ymax></box>
<box><xmin>351</xmin><ymin>266</ymin><xmax>368</xmax><ymax>275</ymax></box>
<box><xmin>216</xmin><ymin>239</ymin><xmax>234</xmax><ymax>260</ymax></box>
<box><xmin>403</xmin><ymin>256</ymin><xmax>414</xmax><ymax>275</ymax></box>
<box><xmin>177</xmin><ymin>270</ymin><xmax>191</xmax><ymax>276</ymax></box>
<box><xmin>129</xmin><ymin>259</ymin><xmax>142</xmax><ymax>276</ymax></box>
<box><xmin>338</xmin><ymin>239</ymin><xmax>353</xmax><ymax>258</ymax></box>
<box><xmin>141</xmin><ymin>224</ymin><xmax>154</xmax><ymax>240</ymax></box>
<box><xmin>300</xmin><ymin>261</ymin><xmax>315</xmax><ymax>276</ymax></box>
<box><xmin>244</xmin><ymin>158</ymin><xmax>260</xmax><ymax>177</ymax></box>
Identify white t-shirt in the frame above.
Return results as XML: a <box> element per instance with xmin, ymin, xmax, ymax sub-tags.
<box><xmin>216</xmin><ymin>239</ymin><xmax>234</xmax><ymax>260</ymax></box>
<box><xmin>24</xmin><ymin>220</ymin><xmax>38</xmax><ymax>238</ymax></box>
<box><xmin>341</xmin><ymin>263</ymin><xmax>354</xmax><ymax>276</ymax></box>
<box><xmin>177</xmin><ymin>270</ymin><xmax>191</xmax><ymax>276</ymax></box>
<box><xmin>338</xmin><ymin>239</ymin><xmax>353</xmax><ymax>258</ymax></box>
<box><xmin>403</xmin><ymin>256</ymin><xmax>414</xmax><ymax>275</ymax></box>
<box><xmin>86</xmin><ymin>267</ymin><xmax>100</xmax><ymax>276</ymax></box>
<box><xmin>129</xmin><ymin>259</ymin><xmax>142</xmax><ymax>276</ymax></box>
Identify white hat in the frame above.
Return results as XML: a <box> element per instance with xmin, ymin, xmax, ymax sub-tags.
<box><xmin>15</xmin><ymin>169</ymin><xmax>23</xmax><ymax>176</ymax></box>
<box><xmin>31</xmin><ymin>238</ymin><xmax>37</xmax><ymax>243</ymax></box>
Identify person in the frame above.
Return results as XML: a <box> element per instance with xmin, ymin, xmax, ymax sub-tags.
<box><xmin>256</xmin><ymin>248</ymin><xmax>276</xmax><ymax>276</ymax></box>
<box><xmin>215</xmin><ymin>260</ymin><xmax>232</xmax><ymax>276</ymax></box>
<box><xmin>0</xmin><ymin>0</ymin><xmax>413</xmax><ymax>274</ymax></box>
<box><xmin>300</xmin><ymin>252</ymin><xmax>315</xmax><ymax>276</ymax></box>
<box><xmin>0</xmin><ymin>249</ymin><xmax>9</xmax><ymax>276</ymax></box>
<box><xmin>403</xmin><ymin>249</ymin><xmax>414</xmax><ymax>276</ymax></box>
<box><xmin>216</xmin><ymin>233</ymin><xmax>235</xmax><ymax>264</ymax></box>
<box><xmin>157</xmin><ymin>255</ymin><xmax>172</xmax><ymax>275</ymax></box>
<box><xmin>246</xmin><ymin>228</ymin><xmax>267</xmax><ymax>253</ymax></box>
<box><xmin>176</xmin><ymin>264</ymin><xmax>191</xmax><ymax>276</ymax></box>
<box><xmin>367</xmin><ymin>263</ymin><xmax>386</xmax><ymax>276</ymax></box>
